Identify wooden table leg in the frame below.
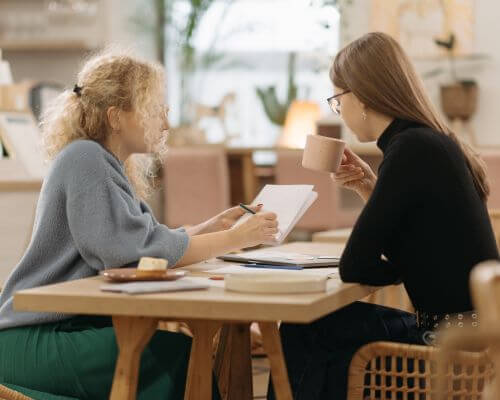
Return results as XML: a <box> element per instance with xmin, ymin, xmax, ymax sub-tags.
<box><xmin>184</xmin><ymin>320</ymin><xmax>222</xmax><ymax>400</ymax></box>
<box><xmin>110</xmin><ymin>316</ymin><xmax>159</xmax><ymax>400</ymax></box>
<box><xmin>214</xmin><ymin>323</ymin><xmax>253</xmax><ymax>400</ymax></box>
<box><xmin>259</xmin><ymin>321</ymin><xmax>293</xmax><ymax>400</ymax></box>
<box><xmin>227</xmin><ymin>153</ymin><xmax>257</xmax><ymax>205</ymax></box>
<box><xmin>241</xmin><ymin>154</ymin><xmax>257</xmax><ymax>204</ymax></box>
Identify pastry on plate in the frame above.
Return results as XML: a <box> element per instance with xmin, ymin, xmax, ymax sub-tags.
<box><xmin>136</xmin><ymin>257</ymin><xmax>168</xmax><ymax>278</ymax></box>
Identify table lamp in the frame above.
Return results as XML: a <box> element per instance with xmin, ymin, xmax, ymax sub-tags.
<box><xmin>0</xmin><ymin>49</ymin><xmax>13</xmax><ymax>85</ymax></box>
<box><xmin>277</xmin><ymin>100</ymin><xmax>321</xmax><ymax>149</ymax></box>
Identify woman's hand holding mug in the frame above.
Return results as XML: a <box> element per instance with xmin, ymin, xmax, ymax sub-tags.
<box><xmin>332</xmin><ymin>147</ymin><xmax>377</xmax><ymax>202</ymax></box>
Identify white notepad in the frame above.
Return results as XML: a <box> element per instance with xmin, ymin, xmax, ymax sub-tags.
<box><xmin>236</xmin><ymin>185</ymin><xmax>318</xmax><ymax>245</ymax></box>
<box><xmin>208</xmin><ymin>265</ymin><xmax>338</xmax><ymax>278</ymax></box>
<box><xmin>100</xmin><ymin>278</ymin><xmax>209</xmax><ymax>295</ymax></box>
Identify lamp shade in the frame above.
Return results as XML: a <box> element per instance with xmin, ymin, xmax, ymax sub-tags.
<box><xmin>277</xmin><ymin>100</ymin><xmax>321</xmax><ymax>149</ymax></box>
<box><xmin>0</xmin><ymin>49</ymin><xmax>13</xmax><ymax>85</ymax></box>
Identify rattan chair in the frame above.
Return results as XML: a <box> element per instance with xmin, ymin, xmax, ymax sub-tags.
<box><xmin>488</xmin><ymin>209</ymin><xmax>500</xmax><ymax>249</ymax></box>
<box><xmin>0</xmin><ymin>382</ymin><xmax>84</xmax><ymax>400</ymax></box>
<box><xmin>347</xmin><ymin>340</ymin><xmax>493</xmax><ymax>399</ymax></box>
<box><xmin>347</xmin><ymin>260</ymin><xmax>500</xmax><ymax>399</ymax></box>
<box><xmin>0</xmin><ymin>384</ymin><xmax>32</xmax><ymax>400</ymax></box>
<box><xmin>437</xmin><ymin>325</ymin><xmax>500</xmax><ymax>400</ymax></box>
<box><xmin>470</xmin><ymin>260</ymin><xmax>500</xmax><ymax>399</ymax></box>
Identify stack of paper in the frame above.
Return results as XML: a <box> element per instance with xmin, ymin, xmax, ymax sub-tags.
<box><xmin>100</xmin><ymin>278</ymin><xmax>209</xmax><ymax>295</ymax></box>
<box><xmin>236</xmin><ymin>185</ymin><xmax>318</xmax><ymax>244</ymax></box>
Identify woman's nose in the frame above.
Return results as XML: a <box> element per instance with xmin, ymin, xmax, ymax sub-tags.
<box><xmin>162</xmin><ymin>118</ymin><xmax>169</xmax><ymax>132</ymax></box>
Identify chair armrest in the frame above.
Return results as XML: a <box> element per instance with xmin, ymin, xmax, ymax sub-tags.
<box><xmin>0</xmin><ymin>384</ymin><xmax>33</xmax><ymax>400</ymax></box>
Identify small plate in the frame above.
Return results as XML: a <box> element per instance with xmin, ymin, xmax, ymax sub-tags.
<box><xmin>101</xmin><ymin>268</ymin><xmax>186</xmax><ymax>282</ymax></box>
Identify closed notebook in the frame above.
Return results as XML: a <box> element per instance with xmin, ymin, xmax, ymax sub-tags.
<box><xmin>100</xmin><ymin>278</ymin><xmax>209</xmax><ymax>295</ymax></box>
<box><xmin>235</xmin><ymin>184</ymin><xmax>318</xmax><ymax>245</ymax></box>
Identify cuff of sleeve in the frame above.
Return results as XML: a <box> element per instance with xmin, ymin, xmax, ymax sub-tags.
<box><xmin>165</xmin><ymin>229</ymin><xmax>190</xmax><ymax>268</ymax></box>
<box><xmin>339</xmin><ymin>263</ymin><xmax>400</xmax><ymax>286</ymax></box>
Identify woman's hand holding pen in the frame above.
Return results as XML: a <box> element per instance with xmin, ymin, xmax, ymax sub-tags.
<box><xmin>231</xmin><ymin>209</ymin><xmax>279</xmax><ymax>248</ymax></box>
<box><xmin>218</xmin><ymin>204</ymin><xmax>263</xmax><ymax>229</ymax></box>
<box><xmin>201</xmin><ymin>204</ymin><xmax>263</xmax><ymax>234</ymax></box>
<box><xmin>332</xmin><ymin>147</ymin><xmax>377</xmax><ymax>202</ymax></box>
<box><xmin>176</xmin><ymin>204</ymin><xmax>278</xmax><ymax>266</ymax></box>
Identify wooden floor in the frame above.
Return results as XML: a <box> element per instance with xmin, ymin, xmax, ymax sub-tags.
<box><xmin>252</xmin><ymin>356</ymin><xmax>270</xmax><ymax>399</ymax></box>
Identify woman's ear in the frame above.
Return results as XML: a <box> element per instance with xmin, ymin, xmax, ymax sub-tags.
<box><xmin>106</xmin><ymin>106</ymin><xmax>121</xmax><ymax>133</ymax></box>
<box><xmin>351</xmin><ymin>95</ymin><xmax>368</xmax><ymax>121</ymax></box>
<box><xmin>350</xmin><ymin>92</ymin><xmax>367</xmax><ymax>113</ymax></box>
<box><xmin>353</xmin><ymin>95</ymin><xmax>367</xmax><ymax>112</ymax></box>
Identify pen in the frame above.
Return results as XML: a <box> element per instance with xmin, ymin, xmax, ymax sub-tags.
<box><xmin>239</xmin><ymin>203</ymin><xmax>256</xmax><ymax>214</ymax></box>
<box><xmin>243</xmin><ymin>263</ymin><xmax>303</xmax><ymax>271</ymax></box>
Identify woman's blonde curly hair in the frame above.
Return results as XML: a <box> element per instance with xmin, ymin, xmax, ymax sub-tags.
<box><xmin>40</xmin><ymin>49</ymin><xmax>168</xmax><ymax>200</ymax></box>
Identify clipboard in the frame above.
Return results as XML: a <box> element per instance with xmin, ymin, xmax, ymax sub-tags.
<box><xmin>218</xmin><ymin>250</ymin><xmax>340</xmax><ymax>268</ymax></box>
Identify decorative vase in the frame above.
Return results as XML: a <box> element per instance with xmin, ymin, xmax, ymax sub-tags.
<box><xmin>440</xmin><ymin>81</ymin><xmax>478</xmax><ymax>121</ymax></box>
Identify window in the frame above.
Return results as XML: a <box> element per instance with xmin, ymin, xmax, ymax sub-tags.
<box><xmin>166</xmin><ymin>0</ymin><xmax>340</xmax><ymax>146</ymax></box>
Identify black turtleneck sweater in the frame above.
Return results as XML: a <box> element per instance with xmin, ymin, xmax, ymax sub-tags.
<box><xmin>339</xmin><ymin>118</ymin><xmax>499</xmax><ymax>313</ymax></box>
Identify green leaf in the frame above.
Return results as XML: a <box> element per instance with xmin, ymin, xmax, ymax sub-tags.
<box><xmin>256</xmin><ymin>87</ymin><xmax>288</xmax><ymax>126</ymax></box>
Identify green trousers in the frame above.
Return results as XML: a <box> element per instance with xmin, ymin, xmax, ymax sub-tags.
<box><xmin>0</xmin><ymin>316</ymin><xmax>196</xmax><ymax>400</ymax></box>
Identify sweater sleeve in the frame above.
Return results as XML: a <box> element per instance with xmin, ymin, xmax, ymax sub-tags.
<box><xmin>66</xmin><ymin>176</ymin><xmax>190</xmax><ymax>271</ymax></box>
<box><xmin>339</xmin><ymin>134</ymin><xmax>420</xmax><ymax>285</ymax></box>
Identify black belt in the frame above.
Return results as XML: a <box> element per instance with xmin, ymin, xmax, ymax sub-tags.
<box><xmin>415</xmin><ymin>310</ymin><xmax>479</xmax><ymax>331</ymax></box>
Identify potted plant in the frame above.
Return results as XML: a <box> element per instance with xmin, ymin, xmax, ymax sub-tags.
<box><xmin>255</xmin><ymin>0</ymin><xmax>353</xmax><ymax>134</ymax></box>
<box><xmin>131</xmin><ymin>0</ymin><xmax>237</xmax><ymax>127</ymax></box>
<box><xmin>435</xmin><ymin>33</ymin><xmax>478</xmax><ymax>121</ymax></box>
<box><xmin>256</xmin><ymin>52</ymin><xmax>298</xmax><ymax>127</ymax></box>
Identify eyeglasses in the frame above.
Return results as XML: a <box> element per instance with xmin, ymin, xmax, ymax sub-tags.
<box><xmin>327</xmin><ymin>90</ymin><xmax>351</xmax><ymax>114</ymax></box>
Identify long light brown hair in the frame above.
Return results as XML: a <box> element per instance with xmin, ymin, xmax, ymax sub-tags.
<box><xmin>331</xmin><ymin>32</ymin><xmax>489</xmax><ymax>201</ymax></box>
<box><xmin>40</xmin><ymin>48</ymin><xmax>168</xmax><ymax>200</ymax></box>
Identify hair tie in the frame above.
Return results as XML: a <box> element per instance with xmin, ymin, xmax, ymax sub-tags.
<box><xmin>73</xmin><ymin>84</ymin><xmax>83</xmax><ymax>97</ymax></box>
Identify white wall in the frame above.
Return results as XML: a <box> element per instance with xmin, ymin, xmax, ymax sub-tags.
<box><xmin>3</xmin><ymin>0</ymin><xmax>157</xmax><ymax>86</ymax></box>
<box><xmin>105</xmin><ymin>0</ymin><xmax>157</xmax><ymax>61</ymax></box>
<box><xmin>6</xmin><ymin>51</ymin><xmax>87</xmax><ymax>85</ymax></box>
<box><xmin>473</xmin><ymin>0</ymin><xmax>500</xmax><ymax>146</ymax></box>
<box><xmin>3</xmin><ymin>0</ymin><xmax>499</xmax><ymax>146</ymax></box>
<box><xmin>341</xmin><ymin>0</ymin><xmax>500</xmax><ymax>147</ymax></box>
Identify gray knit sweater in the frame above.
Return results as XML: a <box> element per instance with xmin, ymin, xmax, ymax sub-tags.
<box><xmin>0</xmin><ymin>140</ymin><xmax>190</xmax><ymax>330</ymax></box>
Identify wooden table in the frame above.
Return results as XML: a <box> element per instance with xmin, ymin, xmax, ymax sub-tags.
<box><xmin>226</xmin><ymin>147</ymin><xmax>274</xmax><ymax>205</ymax></box>
<box><xmin>14</xmin><ymin>242</ymin><xmax>379</xmax><ymax>400</ymax></box>
<box><xmin>311</xmin><ymin>232</ymin><xmax>413</xmax><ymax>313</ymax></box>
<box><xmin>312</xmin><ymin>228</ymin><xmax>352</xmax><ymax>243</ymax></box>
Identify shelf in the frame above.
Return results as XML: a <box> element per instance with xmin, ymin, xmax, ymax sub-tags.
<box><xmin>0</xmin><ymin>179</ymin><xmax>42</xmax><ymax>191</ymax></box>
<box><xmin>0</xmin><ymin>39</ymin><xmax>97</xmax><ymax>52</ymax></box>
<box><xmin>412</xmin><ymin>53</ymin><xmax>490</xmax><ymax>62</ymax></box>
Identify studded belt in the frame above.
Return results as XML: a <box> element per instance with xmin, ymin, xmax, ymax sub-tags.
<box><xmin>415</xmin><ymin>310</ymin><xmax>479</xmax><ymax>331</ymax></box>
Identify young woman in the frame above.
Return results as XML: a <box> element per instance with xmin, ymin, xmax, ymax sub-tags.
<box><xmin>268</xmin><ymin>32</ymin><xmax>499</xmax><ymax>400</ymax></box>
<box><xmin>0</xmin><ymin>51</ymin><xmax>278</xmax><ymax>399</ymax></box>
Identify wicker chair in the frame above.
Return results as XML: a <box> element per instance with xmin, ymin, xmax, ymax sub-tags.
<box><xmin>346</xmin><ymin>260</ymin><xmax>500</xmax><ymax>399</ymax></box>
<box><xmin>347</xmin><ymin>341</ymin><xmax>493</xmax><ymax>399</ymax></box>
<box><xmin>489</xmin><ymin>209</ymin><xmax>500</xmax><ymax>249</ymax></box>
<box><xmin>0</xmin><ymin>385</ymin><xmax>32</xmax><ymax>400</ymax></box>
<box><xmin>470</xmin><ymin>260</ymin><xmax>500</xmax><ymax>400</ymax></box>
<box><xmin>0</xmin><ymin>383</ymin><xmax>81</xmax><ymax>400</ymax></box>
